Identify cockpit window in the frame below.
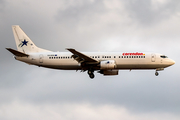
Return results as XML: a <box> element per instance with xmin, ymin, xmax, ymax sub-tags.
<box><xmin>160</xmin><ymin>55</ymin><xmax>168</xmax><ymax>58</ymax></box>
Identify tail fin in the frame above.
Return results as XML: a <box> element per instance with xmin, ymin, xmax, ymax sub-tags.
<box><xmin>12</xmin><ymin>25</ymin><xmax>51</xmax><ymax>53</ymax></box>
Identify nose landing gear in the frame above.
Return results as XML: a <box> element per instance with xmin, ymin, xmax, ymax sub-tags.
<box><xmin>155</xmin><ymin>71</ymin><xmax>159</xmax><ymax>76</ymax></box>
<box><xmin>155</xmin><ymin>68</ymin><xmax>164</xmax><ymax>76</ymax></box>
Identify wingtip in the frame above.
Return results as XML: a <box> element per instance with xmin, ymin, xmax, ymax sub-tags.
<box><xmin>6</xmin><ymin>48</ymin><xmax>11</xmax><ymax>50</ymax></box>
<box><xmin>66</xmin><ymin>48</ymin><xmax>74</xmax><ymax>50</ymax></box>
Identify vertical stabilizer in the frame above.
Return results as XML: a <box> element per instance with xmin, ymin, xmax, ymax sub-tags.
<box><xmin>12</xmin><ymin>25</ymin><xmax>51</xmax><ymax>53</ymax></box>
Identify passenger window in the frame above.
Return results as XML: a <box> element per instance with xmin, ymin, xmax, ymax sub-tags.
<box><xmin>124</xmin><ymin>56</ymin><xmax>126</xmax><ymax>58</ymax></box>
<box><xmin>129</xmin><ymin>56</ymin><xmax>131</xmax><ymax>58</ymax></box>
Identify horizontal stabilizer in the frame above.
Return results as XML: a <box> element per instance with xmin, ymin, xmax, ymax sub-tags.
<box><xmin>6</xmin><ymin>48</ymin><xmax>29</xmax><ymax>57</ymax></box>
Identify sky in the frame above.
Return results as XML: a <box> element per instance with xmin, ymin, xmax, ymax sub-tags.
<box><xmin>0</xmin><ymin>0</ymin><xmax>180</xmax><ymax>119</ymax></box>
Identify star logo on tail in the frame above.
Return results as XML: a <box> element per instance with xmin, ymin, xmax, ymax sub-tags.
<box><xmin>21</xmin><ymin>39</ymin><xmax>28</xmax><ymax>47</ymax></box>
<box><xmin>18</xmin><ymin>39</ymin><xmax>29</xmax><ymax>47</ymax></box>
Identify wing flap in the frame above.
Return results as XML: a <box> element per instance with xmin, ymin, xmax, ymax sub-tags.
<box><xmin>6</xmin><ymin>48</ymin><xmax>29</xmax><ymax>57</ymax></box>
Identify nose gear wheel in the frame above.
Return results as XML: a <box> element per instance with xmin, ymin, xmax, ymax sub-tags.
<box><xmin>155</xmin><ymin>71</ymin><xmax>159</xmax><ymax>76</ymax></box>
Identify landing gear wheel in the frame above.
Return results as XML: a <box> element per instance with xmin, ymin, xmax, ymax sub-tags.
<box><xmin>88</xmin><ymin>68</ymin><xmax>95</xmax><ymax>79</ymax></box>
<box><xmin>88</xmin><ymin>70</ymin><xmax>92</xmax><ymax>75</ymax></box>
<box><xmin>89</xmin><ymin>74</ymin><xmax>95</xmax><ymax>79</ymax></box>
<box><xmin>155</xmin><ymin>71</ymin><xmax>159</xmax><ymax>76</ymax></box>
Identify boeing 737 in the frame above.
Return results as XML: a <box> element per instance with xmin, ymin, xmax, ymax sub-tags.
<box><xmin>6</xmin><ymin>25</ymin><xmax>175</xmax><ymax>79</ymax></box>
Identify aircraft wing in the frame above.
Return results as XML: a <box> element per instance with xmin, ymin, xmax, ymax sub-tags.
<box><xmin>66</xmin><ymin>48</ymin><xmax>99</xmax><ymax>64</ymax></box>
<box><xmin>6</xmin><ymin>48</ymin><xmax>29</xmax><ymax>57</ymax></box>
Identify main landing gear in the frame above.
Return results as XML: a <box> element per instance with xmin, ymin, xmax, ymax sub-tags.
<box><xmin>88</xmin><ymin>69</ymin><xmax>95</xmax><ymax>79</ymax></box>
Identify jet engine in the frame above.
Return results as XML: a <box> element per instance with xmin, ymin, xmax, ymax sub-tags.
<box><xmin>98</xmin><ymin>70</ymin><xmax>119</xmax><ymax>75</ymax></box>
<box><xmin>100</xmin><ymin>60</ymin><xmax>116</xmax><ymax>69</ymax></box>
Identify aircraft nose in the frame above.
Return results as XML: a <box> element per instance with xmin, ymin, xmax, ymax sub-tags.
<box><xmin>170</xmin><ymin>60</ymin><xmax>175</xmax><ymax>65</ymax></box>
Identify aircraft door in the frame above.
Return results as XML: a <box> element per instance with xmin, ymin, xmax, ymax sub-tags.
<box><xmin>39</xmin><ymin>54</ymin><xmax>43</xmax><ymax>63</ymax></box>
<box><xmin>151</xmin><ymin>54</ymin><xmax>156</xmax><ymax>62</ymax></box>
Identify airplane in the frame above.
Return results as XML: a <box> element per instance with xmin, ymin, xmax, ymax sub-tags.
<box><xmin>6</xmin><ymin>25</ymin><xmax>175</xmax><ymax>79</ymax></box>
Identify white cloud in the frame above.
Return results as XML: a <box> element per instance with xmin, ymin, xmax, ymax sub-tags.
<box><xmin>151</xmin><ymin>0</ymin><xmax>170</xmax><ymax>10</ymax></box>
<box><xmin>103</xmin><ymin>0</ymin><xmax>124</xmax><ymax>10</ymax></box>
<box><xmin>0</xmin><ymin>100</ymin><xmax>180</xmax><ymax>120</ymax></box>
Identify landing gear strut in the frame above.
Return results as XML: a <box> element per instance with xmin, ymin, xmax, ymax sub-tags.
<box><xmin>88</xmin><ymin>69</ymin><xmax>95</xmax><ymax>79</ymax></box>
<box><xmin>155</xmin><ymin>71</ymin><xmax>159</xmax><ymax>76</ymax></box>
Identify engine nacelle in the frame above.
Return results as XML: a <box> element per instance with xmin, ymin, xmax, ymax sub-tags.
<box><xmin>100</xmin><ymin>60</ymin><xmax>116</xmax><ymax>69</ymax></box>
<box><xmin>99</xmin><ymin>70</ymin><xmax>119</xmax><ymax>75</ymax></box>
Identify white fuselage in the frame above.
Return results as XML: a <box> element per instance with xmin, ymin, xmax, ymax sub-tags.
<box><xmin>8</xmin><ymin>25</ymin><xmax>175</xmax><ymax>78</ymax></box>
<box><xmin>15</xmin><ymin>52</ymin><xmax>175</xmax><ymax>70</ymax></box>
